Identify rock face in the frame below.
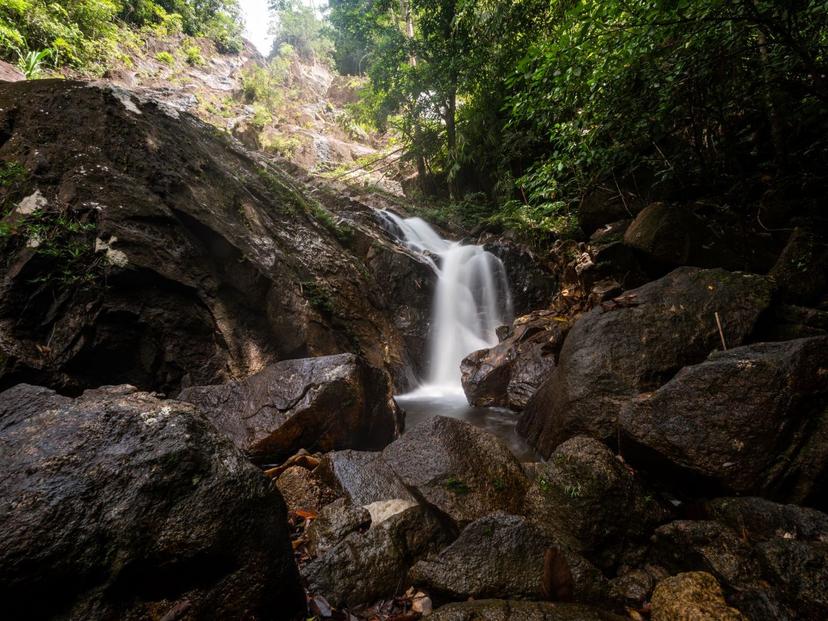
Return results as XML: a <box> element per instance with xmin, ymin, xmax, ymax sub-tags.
<box><xmin>179</xmin><ymin>353</ymin><xmax>402</xmax><ymax>463</ymax></box>
<box><xmin>620</xmin><ymin>337</ymin><xmax>828</xmax><ymax>505</ymax></box>
<box><xmin>461</xmin><ymin>310</ymin><xmax>569</xmax><ymax>410</ymax></box>
<box><xmin>519</xmin><ymin>267</ymin><xmax>773</xmax><ymax>456</ymax></box>
<box><xmin>650</xmin><ymin>572</ymin><xmax>748</xmax><ymax>621</ymax></box>
<box><xmin>770</xmin><ymin>227</ymin><xmax>828</xmax><ymax>305</ymax></box>
<box><xmin>0</xmin><ymin>79</ymin><xmax>430</xmax><ymax>395</ymax></box>
<box><xmin>382</xmin><ymin>416</ymin><xmax>529</xmax><ymax>528</ymax></box>
<box><xmin>707</xmin><ymin>496</ymin><xmax>828</xmax><ymax>542</ymax></box>
<box><xmin>0</xmin><ymin>383</ymin><xmax>304</xmax><ymax>620</ymax></box>
<box><xmin>483</xmin><ymin>238</ymin><xmax>559</xmax><ymax>315</ymax></box>
<box><xmin>524</xmin><ymin>436</ymin><xmax>669</xmax><ymax>567</ymax></box>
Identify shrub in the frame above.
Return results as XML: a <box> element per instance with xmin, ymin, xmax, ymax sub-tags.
<box><xmin>182</xmin><ymin>43</ymin><xmax>203</xmax><ymax>66</ymax></box>
<box><xmin>154</xmin><ymin>50</ymin><xmax>174</xmax><ymax>65</ymax></box>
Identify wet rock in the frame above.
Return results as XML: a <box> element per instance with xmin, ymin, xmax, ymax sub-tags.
<box><xmin>524</xmin><ymin>436</ymin><xmax>669</xmax><ymax>567</ymax></box>
<box><xmin>770</xmin><ymin>228</ymin><xmax>828</xmax><ymax>306</ymax></box>
<box><xmin>609</xmin><ymin>567</ymin><xmax>664</xmax><ymax>608</ymax></box>
<box><xmin>623</xmin><ymin>202</ymin><xmax>712</xmax><ymax>268</ymax></box>
<box><xmin>707</xmin><ymin>497</ymin><xmax>828</xmax><ymax>543</ymax></box>
<box><xmin>650</xmin><ymin>572</ymin><xmax>748</xmax><ymax>621</ymax></box>
<box><xmin>179</xmin><ymin>353</ymin><xmax>402</xmax><ymax>463</ymax></box>
<box><xmin>306</xmin><ymin>498</ymin><xmax>371</xmax><ymax>556</ymax></box>
<box><xmin>430</xmin><ymin>600</ymin><xmax>626</xmax><ymax>621</ymax></box>
<box><xmin>302</xmin><ymin>501</ymin><xmax>449</xmax><ymax>607</ymax></box>
<box><xmin>408</xmin><ymin>513</ymin><xmax>611</xmax><ymax>603</ymax></box>
<box><xmin>0</xmin><ymin>80</ymin><xmax>423</xmax><ymax>395</ymax></box>
<box><xmin>461</xmin><ymin>310</ymin><xmax>569</xmax><ymax>410</ymax></box>
<box><xmin>275</xmin><ymin>465</ymin><xmax>338</xmax><ymax>514</ymax></box>
<box><xmin>483</xmin><ymin>238</ymin><xmax>558</xmax><ymax>315</ymax></box>
<box><xmin>755</xmin><ymin>539</ymin><xmax>828</xmax><ymax>619</ymax></box>
<box><xmin>620</xmin><ymin>337</ymin><xmax>828</xmax><ymax>504</ymax></box>
<box><xmin>316</xmin><ymin>449</ymin><xmax>417</xmax><ymax>505</ymax></box>
<box><xmin>0</xmin><ymin>383</ymin><xmax>304</xmax><ymax>620</ymax></box>
<box><xmin>382</xmin><ymin>416</ymin><xmax>529</xmax><ymax>528</ymax></box>
<box><xmin>652</xmin><ymin>521</ymin><xmax>759</xmax><ymax>589</ymax></box>
<box><xmin>579</xmin><ymin>187</ymin><xmax>645</xmax><ymax>236</ymax></box>
<box><xmin>519</xmin><ymin>267</ymin><xmax>773</xmax><ymax>456</ymax></box>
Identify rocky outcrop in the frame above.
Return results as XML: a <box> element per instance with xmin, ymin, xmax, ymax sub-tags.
<box><xmin>0</xmin><ymin>79</ymin><xmax>430</xmax><ymax>395</ymax></box>
<box><xmin>483</xmin><ymin>238</ymin><xmax>558</xmax><ymax>315</ymax></box>
<box><xmin>650</xmin><ymin>572</ymin><xmax>747</xmax><ymax>621</ymax></box>
<box><xmin>623</xmin><ymin>202</ymin><xmax>713</xmax><ymax>268</ymax></box>
<box><xmin>770</xmin><ymin>228</ymin><xmax>828</xmax><ymax>306</ymax></box>
<box><xmin>620</xmin><ymin>337</ymin><xmax>828</xmax><ymax>505</ymax></box>
<box><xmin>519</xmin><ymin>267</ymin><xmax>773</xmax><ymax>456</ymax></box>
<box><xmin>524</xmin><ymin>436</ymin><xmax>669</xmax><ymax>568</ymax></box>
<box><xmin>578</xmin><ymin>187</ymin><xmax>645</xmax><ymax>236</ymax></box>
<box><xmin>179</xmin><ymin>353</ymin><xmax>402</xmax><ymax>463</ymax></box>
<box><xmin>0</xmin><ymin>383</ymin><xmax>304</xmax><ymax>620</ymax></box>
<box><xmin>461</xmin><ymin>310</ymin><xmax>569</xmax><ymax>409</ymax></box>
<box><xmin>382</xmin><ymin>416</ymin><xmax>529</xmax><ymax>528</ymax></box>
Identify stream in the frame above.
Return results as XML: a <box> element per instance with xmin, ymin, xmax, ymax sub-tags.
<box><xmin>376</xmin><ymin>210</ymin><xmax>537</xmax><ymax>461</ymax></box>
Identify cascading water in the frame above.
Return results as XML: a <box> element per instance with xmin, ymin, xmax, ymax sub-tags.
<box><xmin>376</xmin><ymin>209</ymin><xmax>513</xmax><ymax>393</ymax></box>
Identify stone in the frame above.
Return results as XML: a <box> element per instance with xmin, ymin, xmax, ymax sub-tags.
<box><xmin>382</xmin><ymin>416</ymin><xmax>529</xmax><ymax>528</ymax></box>
<box><xmin>316</xmin><ymin>449</ymin><xmax>417</xmax><ymax>505</ymax></box>
<box><xmin>524</xmin><ymin>437</ymin><xmax>669</xmax><ymax>567</ymax></box>
<box><xmin>305</xmin><ymin>498</ymin><xmax>371</xmax><ymax>556</ymax></box>
<box><xmin>519</xmin><ymin>267</ymin><xmax>774</xmax><ymax>456</ymax></box>
<box><xmin>409</xmin><ymin>513</ymin><xmax>611</xmax><ymax>603</ymax></box>
<box><xmin>275</xmin><ymin>465</ymin><xmax>338</xmax><ymax>513</ymax></box>
<box><xmin>461</xmin><ymin>310</ymin><xmax>568</xmax><ymax>410</ymax></box>
<box><xmin>429</xmin><ymin>600</ymin><xmax>626</xmax><ymax>621</ymax></box>
<box><xmin>623</xmin><ymin>202</ymin><xmax>711</xmax><ymax>267</ymax></box>
<box><xmin>0</xmin><ymin>384</ymin><xmax>304</xmax><ymax>620</ymax></box>
<box><xmin>651</xmin><ymin>521</ymin><xmax>759</xmax><ymax>589</ymax></box>
<box><xmin>770</xmin><ymin>228</ymin><xmax>828</xmax><ymax>306</ymax></box>
<box><xmin>650</xmin><ymin>572</ymin><xmax>748</xmax><ymax>621</ymax></box>
<box><xmin>578</xmin><ymin>187</ymin><xmax>645</xmax><ymax>236</ymax></box>
<box><xmin>179</xmin><ymin>353</ymin><xmax>403</xmax><ymax>463</ymax></box>
<box><xmin>755</xmin><ymin>539</ymin><xmax>828</xmax><ymax>619</ymax></box>
<box><xmin>707</xmin><ymin>497</ymin><xmax>828</xmax><ymax>543</ymax></box>
<box><xmin>302</xmin><ymin>501</ymin><xmax>449</xmax><ymax>607</ymax></box>
<box><xmin>620</xmin><ymin>337</ymin><xmax>828</xmax><ymax>504</ymax></box>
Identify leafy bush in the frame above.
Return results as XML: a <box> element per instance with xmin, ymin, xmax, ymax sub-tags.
<box><xmin>182</xmin><ymin>43</ymin><xmax>203</xmax><ymax>65</ymax></box>
<box><xmin>154</xmin><ymin>50</ymin><xmax>174</xmax><ymax>65</ymax></box>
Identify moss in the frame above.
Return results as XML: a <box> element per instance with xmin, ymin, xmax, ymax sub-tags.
<box><xmin>301</xmin><ymin>280</ymin><xmax>335</xmax><ymax>315</ymax></box>
<box><xmin>0</xmin><ymin>161</ymin><xmax>27</xmax><ymax>188</ymax></box>
<box><xmin>444</xmin><ymin>477</ymin><xmax>471</xmax><ymax>495</ymax></box>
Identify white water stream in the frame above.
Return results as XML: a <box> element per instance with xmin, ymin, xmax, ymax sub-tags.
<box><xmin>376</xmin><ymin>210</ymin><xmax>513</xmax><ymax>394</ymax></box>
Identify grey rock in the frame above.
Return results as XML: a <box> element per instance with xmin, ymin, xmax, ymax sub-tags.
<box><xmin>519</xmin><ymin>267</ymin><xmax>773</xmax><ymax>456</ymax></box>
<box><xmin>620</xmin><ymin>337</ymin><xmax>828</xmax><ymax>504</ymax></box>
<box><xmin>316</xmin><ymin>449</ymin><xmax>416</xmax><ymax>505</ymax></box>
<box><xmin>382</xmin><ymin>416</ymin><xmax>529</xmax><ymax>528</ymax></box>
<box><xmin>0</xmin><ymin>383</ymin><xmax>303</xmax><ymax>620</ymax></box>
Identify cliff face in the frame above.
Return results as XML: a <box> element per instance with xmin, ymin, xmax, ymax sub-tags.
<box><xmin>0</xmin><ymin>79</ymin><xmax>430</xmax><ymax>395</ymax></box>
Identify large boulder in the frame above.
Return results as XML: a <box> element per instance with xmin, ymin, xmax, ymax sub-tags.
<box><xmin>483</xmin><ymin>238</ymin><xmax>559</xmax><ymax>315</ymax></box>
<box><xmin>524</xmin><ymin>436</ymin><xmax>669</xmax><ymax>567</ymax></box>
<box><xmin>0</xmin><ymin>383</ymin><xmax>304</xmax><ymax>620</ymax></box>
<box><xmin>519</xmin><ymin>267</ymin><xmax>773</xmax><ymax>456</ymax></box>
<box><xmin>461</xmin><ymin>310</ymin><xmax>569</xmax><ymax>410</ymax></box>
<box><xmin>650</xmin><ymin>572</ymin><xmax>748</xmax><ymax>621</ymax></box>
<box><xmin>430</xmin><ymin>600</ymin><xmax>626</xmax><ymax>621</ymax></box>
<box><xmin>382</xmin><ymin>416</ymin><xmax>529</xmax><ymax>528</ymax></box>
<box><xmin>770</xmin><ymin>228</ymin><xmax>828</xmax><ymax>306</ymax></box>
<box><xmin>179</xmin><ymin>353</ymin><xmax>402</xmax><ymax>463</ymax></box>
<box><xmin>578</xmin><ymin>186</ymin><xmax>645</xmax><ymax>236</ymax></box>
<box><xmin>0</xmin><ymin>80</ymin><xmax>425</xmax><ymax>395</ymax></box>
<box><xmin>620</xmin><ymin>337</ymin><xmax>828</xmax><ymax>505</ymax></box>
<box><xmin>707</xmin><ymin>497</ymin><xmax>828</xmax><ymax>543</ymax></box>
<box><xmin>315</xmin><ymin>449</ymin><xmax>418</xmax><ymax>505</ymax></box>
<box><xmin>408</xmin><ymin>513</ymin><xmax>611</xmax><ymax>603</ymax></box>
<box><xmin>623</xmin><ymin>202</ymin><xmax>712</xmax><ymax>268</ymax></box>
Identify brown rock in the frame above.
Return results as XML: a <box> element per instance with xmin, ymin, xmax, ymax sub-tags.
<box><xmin>179</xmin><ymin>353</ymin><xmax>403</xmax><ymax>463</ymax></box>
<box><xmin>651</xmin><ymin>572</ymin><xmax>747</xmax><ymax>621</ymax></box>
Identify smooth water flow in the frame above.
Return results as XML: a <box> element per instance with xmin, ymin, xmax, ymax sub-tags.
<box><xmin>376</xmin><ymin>210</ymin><xmax>513</xmax><ymax>392</ymax></box>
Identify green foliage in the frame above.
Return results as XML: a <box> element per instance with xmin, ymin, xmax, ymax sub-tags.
<box><xmin>0</xmin><ymin>160</ymin><xmax>27</xmax><ymax>188</ymax></box>
<box><xmin>329</xmin><ymin>0</ymin><xmax>828</xmax><ymax>241</ymax></box>
<box><xmin>269</xmin><ymin>0</ymin><xmax>333</xmax><ymax>63</ymax></box>
<box><xmin>443</xmin><ymin>476</ymin><xmax>471</xmax><ymax>495</ymax></box>
<box><xmin>154</xmin><ymin>49</ymin><xmax>173</xmax><ymax>64</ymax></box>
<box><xmin>182</xmin><ymin>42</ymin><xmax>202</xmax><ymax>65</ymax></box>
<box><xmin>0</xmin><ymin>0</ymin><xmax>242</xmax><ymax>71</ymax></box>
<box><xmin>301</xmin><ymin>279</ymin><xmax>335</xmax><ymax>315</ymax></box>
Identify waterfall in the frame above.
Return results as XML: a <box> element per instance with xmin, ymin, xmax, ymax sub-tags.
<box><xmin>376</xmin><ymin>210</ymin><xmax>513</xmax><ymax>394</ymax></box>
